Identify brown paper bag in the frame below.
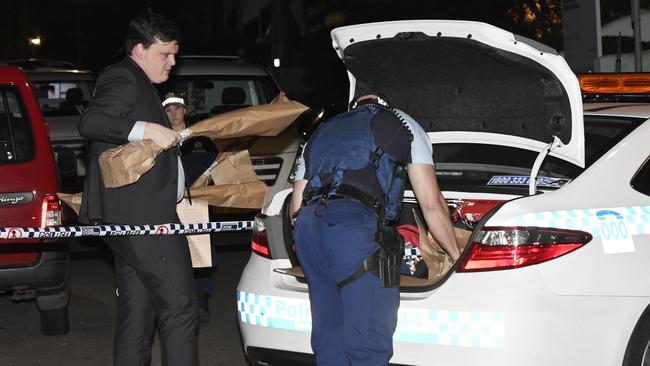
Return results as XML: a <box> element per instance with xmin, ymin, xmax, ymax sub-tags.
<box><xmin>187</xmin><ymin>181</ymin><xmax>267</xmax><ymax>209</ymax></box>
<box><xmin>186</xmin><ymin>149</ymin><xmax>267</xmax><ymax>209</ymax></box>
<box><xmin>412</xmin><ymin>210</ymin><xmax>454</xmax><ymax>281</ymax></box>
<box><xmin>187</xmin><ymin>92</ymin><xmax>309</xmax><ymax>140</ymax></box>
<box><xmin>176</xmin><ymin>198</ymin><xmax>212</xmax><ymax>268</ymax></box>
<box><xmin>98</xmin><ymin>141</ymin><xmax>163</xmax><ymax>188</ymax></box>
<box><xmin>98</xmin><ymin>93</ymin><xmax>308</xmax><ymax>188</ymax></box>
<box><xmin>210</xmin><ymin>150</ymin><xmax>258</xmax><ymax>185</ymax></box>
<box><xmin>57</xmin><ymin>192</ymin><xmax>83</xmax><ymax>215</ymax></box>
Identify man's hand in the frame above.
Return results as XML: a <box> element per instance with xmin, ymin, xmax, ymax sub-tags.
<box><xmin>143</xmin><ymin>122</ymin><xmax>180</xmax><ymax>149</ymax></box>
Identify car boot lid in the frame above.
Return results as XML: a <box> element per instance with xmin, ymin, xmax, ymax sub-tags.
<box><xmin>331</xmin><ymin>20</ymin><xmax>585</xmax><ymax>168</ymax></box>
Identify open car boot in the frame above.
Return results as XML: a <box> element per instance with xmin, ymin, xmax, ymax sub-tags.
<box><xmin>275</xmin><ymin>208</ymin><xmax>471</xmax><ymax>289</ymax></box>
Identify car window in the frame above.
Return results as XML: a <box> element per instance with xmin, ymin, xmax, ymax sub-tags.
<box><xmin>31</xmin><ymin>80</ymin><xmax>93</xmax><ymax>117</ymax></box>
<box><xmin>162</xmin><ymin>76</ymin><xmax>280</xmax><ymax>124</ymax></box>
<box><xmin>0</xmin><ymin>85</ymin><xmax>35</xmax><ymax>163</ymax></box>
<box><xmin>583</xmin><ymin>116</ymin><xmax>640</xmax><ymax>166</ymax></box>
<box><xmin>632</xmin><ymin>157</ymin><xmax>650</xmax><ymax>196</ymax></box>
<box><xmin>430</xmin><ymin>115</ymin><xmax>641</xmax><ymax>193</ymax></box>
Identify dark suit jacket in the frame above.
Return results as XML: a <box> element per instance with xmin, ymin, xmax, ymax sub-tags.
<box><xmin>78</xmin><ymin>57</ymin><xmax>180</xmax><ymax>225</ymax></box>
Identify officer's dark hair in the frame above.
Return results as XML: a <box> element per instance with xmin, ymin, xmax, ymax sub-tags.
<box><xmin>126</xmin><ymin>12</ymin><xmax>181</xmax><ymax>55</ymax></box>
<box><xmin>349</xmin><ymin>91</ymin><xmax>391</xmax><ymax>110</ymax></box>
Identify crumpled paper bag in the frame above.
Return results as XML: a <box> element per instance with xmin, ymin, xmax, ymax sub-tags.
<box><xmin>186</xmin><ymin>150</ymin><xmax>267</xmax><ymax>209</ymax></box>
<box><xmin>186</xmin><ymin>181</ymin><xmax>267</xmax><ymax>209</ymax></box>
<box><xmin>400</xmin><ymin>209</ymin><xmax>471</xmax><ymax>287</ymax></box>
<box><xmin>57</xmin><ymin>192</ymin><xmax>83</xmax><ymax>215</ymax></box>
<box><xmin>99</xmin><ymin>141</ymin><xmax>163</xmax><ymax>188</ymax></box>
<box><xmin>99</xmin><ymin>92</ymin><xmax>309</xmax><ymax>188</ymax></box>
<box><xmin>185</xmin><ymin>92</ymin><xmax>308</xmax><ymax>139</ymax></box>
<box><xmin>176</xmin><ymin>198</ymin><xmax>212</xmax><ymax>267</ymax></box>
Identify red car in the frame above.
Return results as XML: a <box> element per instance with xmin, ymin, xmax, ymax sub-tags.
<box><xmin>0</xmin><ymin>65</ymin><xmax>69</xmax><ymax>335</ymax></box>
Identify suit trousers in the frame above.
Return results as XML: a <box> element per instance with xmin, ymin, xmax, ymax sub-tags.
<box><xmin>293</xmin><ymin>199</ymin><xmax>400</xmax><ymax>366</ymax></box>
<box><xmin>105</xmin><ymin>234</ymin><xmax>199</xmax><ymax>366</ymax></box>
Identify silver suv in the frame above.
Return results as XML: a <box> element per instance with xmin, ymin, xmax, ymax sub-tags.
<box><xmin>1</xmin><ymin>59</ymin><xmax>94</xmax><ymax>180</ymax></box>
<box><xmin>161</xmin><ymin>56</ymin><xmax>304</xmax><ymax>214</ymax></box>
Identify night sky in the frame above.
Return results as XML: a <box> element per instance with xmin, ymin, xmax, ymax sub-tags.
<box><xmin>0</xmin><ymin>0</ymin><xmax>640</xmax><ymax>108</ymax></box>
<box><xmin>1</xmin><ymin>1</ymin><xmax>562</xmax><ymax>71</ymax></box>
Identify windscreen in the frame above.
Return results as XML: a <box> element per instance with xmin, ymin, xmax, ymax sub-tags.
<box><xmin>161</xmin><ymin>76</ymin><xmax>280</xmax><ymax>124</ymax></box>
<box><xmin>31</xmin><ymin>80</ymin><xmax>93</xmax><ymax>117</ymax></box>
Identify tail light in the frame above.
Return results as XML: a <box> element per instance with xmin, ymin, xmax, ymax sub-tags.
<box><xmin>251</xmin><ymin>214</ymin><xmax>272</xmax><ymax>258</ymax></box>
<box><xmin>457</xmin><ymin>227</ymin><xmax>592</xmax><ymax>272</ymax></box>
<box><xmin>40</xmin><ymin>194</ymin><xmax>62</xmax><ymax>228</ymax></box>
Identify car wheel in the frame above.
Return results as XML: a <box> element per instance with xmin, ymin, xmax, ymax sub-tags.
<box><xmin>623</xmin><ymin>305</ymin><xmax>650</xmax><ymax>366</ymax></box>
<box><xmin>40</xmin><ymin>306</ymin><xmax>69</xmax><ymax>336</ymax></box>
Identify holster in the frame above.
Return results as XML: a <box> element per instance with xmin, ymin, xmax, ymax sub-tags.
<box><xmin>375</xmin><ymin>225</ymin><xmax>404</xmax><ymax>288</ymax></box>
<box><xmin>336</xmin><ymin>225</ymin><xmax>404</xmax><ymax>290</ymax></box>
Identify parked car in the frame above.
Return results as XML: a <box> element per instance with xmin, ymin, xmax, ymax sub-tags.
<box><xmin>1</xmin><ymin>59</ymin><xmax>94</xmax><ymax>181</ymax></box>
<box><xmin>0</xmin><ymin>65</ymin><xmax>70</xmax><ymax>335</ymax></box>
<box><xmin>161</xmin><ymin>55</ymin><xmax>308</xmax><ymax>217</ymax></box>
<box><xmin>237</xmin><ymin>20</ymin><xmax>650</xmax><ymax>365</ymax></box>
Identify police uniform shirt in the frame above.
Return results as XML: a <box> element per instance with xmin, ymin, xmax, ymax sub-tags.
<box><xmin>294</xmin><ymin>105</ymin><xmax>433</xmax><ymax>186</ymax></box>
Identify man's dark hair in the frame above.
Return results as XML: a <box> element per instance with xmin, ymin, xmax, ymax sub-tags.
<box><xmin>125</xmin><ymin>12</ymin><xmax>181</xmax><ymax>54</ymax></box>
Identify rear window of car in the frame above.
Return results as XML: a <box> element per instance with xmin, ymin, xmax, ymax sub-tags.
<box><xmin>431</xmin><ymin>115</ymin><xmax>641</xmax><ymax>193</ymax></box>
<box><xmin>31</xmin><ymin>80</ymin><xmax>93</xmax><ymax>117</ymax></box>
<box><xmin>0</xmin><ymin>85</ymin><xmax>35</xmax><ymax>164</ymax></box>
<box><xmin>632</xmin><ymin>157</ymin><xmax>650</xmax><ymax>196</ymax></box>
<box><xmin>161</xmin><ymin>75</ymin><xmax>280</xmax><ymax>124</ymax></box>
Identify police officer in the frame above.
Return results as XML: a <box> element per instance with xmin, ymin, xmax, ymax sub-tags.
<box><xmin>162</xmin><ymin>92</ymin><xmax>219</xmax><ymax>325</ymax></box>
<box><xmin>290</xmin><ymin>92</ymin><xmax>461</xmax><ymax>365</ymax></box>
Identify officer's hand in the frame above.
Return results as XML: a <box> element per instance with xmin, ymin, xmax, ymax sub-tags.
<box><xmin>143</xmin><ymin>122</ymin><xmax>180</xmax><ymax>149</ymax></box>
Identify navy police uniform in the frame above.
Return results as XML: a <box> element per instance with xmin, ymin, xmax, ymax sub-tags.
<box><xmin>293</xmin><ymin>99</ymin><xmax>433</xmax><ymax>365</ymax></box>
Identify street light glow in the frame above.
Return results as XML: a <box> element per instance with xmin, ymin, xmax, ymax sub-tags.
<box><xmin>29</xmin><ymin>36</ymin><xmax>41</xmax><ymax>46</ymax></box>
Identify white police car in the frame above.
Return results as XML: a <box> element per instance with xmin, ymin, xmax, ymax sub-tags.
<box><xmin>237</xmin><ymin>20</ymin><xmax>650</xmax><ymax>366</ymax></box>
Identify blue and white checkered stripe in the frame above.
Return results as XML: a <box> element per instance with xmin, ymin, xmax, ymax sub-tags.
<box><xmin>501</xmin><ymin>205</ymin><xmax>650</xmax><ymax>237</ymax></box>
<box><xmin>395</xmin><ymin>307</ymin><xmax>505</xmax><ymax>347</ymax></box>
<box><xmin>237</xmin><ymin>291</ymin><xmax>505</xmax><ymax>348</ymax></box>
<box><xmin>237</xmin><ymin>291</ymin><xmax>312</xmax><ymax>331</ymax></box>
<box><xmin>0</xmin><ymin>221</ymin><xmax>253</xmax><ymax>239</ymax></box>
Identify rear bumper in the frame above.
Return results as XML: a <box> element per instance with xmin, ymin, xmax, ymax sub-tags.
<box><xmin>0</xmin><ymin>239</ymin><xmax>69</xmax><ymax>291</ymax></box>
<box><xmin>238</xmin><ymin>252</ymin><xmax>645</xmax><ymax>366</ymax></box>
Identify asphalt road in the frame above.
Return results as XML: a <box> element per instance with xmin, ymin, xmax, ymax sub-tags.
<box><xmin>0</xmin><ymin>232</ymin><xmax>253</xmax><ymax>366</ymax></box>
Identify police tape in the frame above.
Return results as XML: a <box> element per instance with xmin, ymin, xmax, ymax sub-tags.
<box><xmin>0</xmin><ymin>221</ymin><xmax>254</xmax><ymax>240</ymax></box>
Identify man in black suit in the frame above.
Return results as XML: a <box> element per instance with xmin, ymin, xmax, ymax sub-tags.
<box><xmin>78</xmin><ymin>13</ymin><xmax>198</xmax><ymax>366</ymax></box>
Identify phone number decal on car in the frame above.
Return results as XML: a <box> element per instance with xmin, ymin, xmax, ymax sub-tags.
<box><xmin>486</xmin><ymin>175</ymin><xmax>570</xmax><ymax>188</ymax></box>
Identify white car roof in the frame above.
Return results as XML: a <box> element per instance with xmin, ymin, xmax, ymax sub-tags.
<box><xmin>583</xmin><ymin>103</ymin><xmax>650</xmax><ymax>119</ymax></box>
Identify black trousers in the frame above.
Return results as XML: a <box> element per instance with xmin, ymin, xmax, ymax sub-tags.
<box><xmin>105</xmin><ymin>234</ymin><xmax>199</xmax><ymax>366</ymax></box>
